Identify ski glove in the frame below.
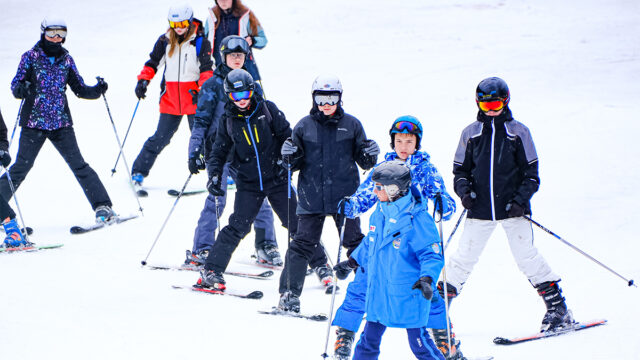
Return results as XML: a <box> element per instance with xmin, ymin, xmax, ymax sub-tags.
<box><xmin>333</xmin><ymin>258</ymin><xmax>358</xmax><ymax>280</ymax></box>
<box><xmin>0</xmin><ymin>150</ymin><xmax>11</xmax><ymax>168</ymax></box>
<box><xmin>412</xmin><ymin>276</ymin><xmax>434</xmax><ymax>300</ymax></box>
<box><xmin>95</xmin><ymin>78</ymin><xmax>108</xmax><ymax>94</ymax></box>
<box><xmin>207</xmin><ymin>173</ymin><xmax>225</xmax><ymax>197</ymax></box>
<box><xmin>362</xmin><ymin>139</ymin><xmax>380</xmax><ymax>156</ymax></box>
<box><xmin>506</xmin><ymin>202</ymin><xmax>525</xmax><ymax>218</ymax></box>
<box><xmin>13</xmin><ymin>81</ymin><xmax>31</xmax><ymax>99</ymax></box>
<box><xmin>135</xmin><ymin>80</ymin><xmax>149</xmax><ymax>99</ymax></box>
<box><xmin>281</xmin><ymin>138</ymin><xmax>298</xmax><ymax>156</ymax></box>
<box><xmin>461</xmin><ymin>191</ymin><xmax>476</xmax><ymax>210</ymax></box>
<box><xmin>188</xmin><ymin>152</ymin><xmax>206</xmax><ymax>175</ymax></box>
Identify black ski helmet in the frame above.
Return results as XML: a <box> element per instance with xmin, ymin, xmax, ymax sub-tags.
<box><xmin>371</xmin><ymin>160</ymin><xmax>412</xmax><ymax>200</ymax></box>
<box><xmin>224</xmin><ymin>69</ymin><xmax>255</xmax><ymax>94</ymax></box>
<box><xmin>476</xmin><ymin>77</ymin><xmax>510</xmax><ymax>107</ymax></box>
<box><xmin>220</xmin><ymin>35</ymin><xmax>250</xmax><ymax>65</ymax></box>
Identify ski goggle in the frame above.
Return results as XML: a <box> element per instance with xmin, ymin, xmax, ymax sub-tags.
<box><xmin>314</xmin><ymin>94</ymin><xmax>340</xmax><ymax>106</ymax></box>
<box><xmin>228</xmin><ymin>90</ymin><xmax>254</xmax><ymax>102</ymax></box>
<box><xmin>477</xmin><ymin>100</ymin><xmax>505</xmax><ymax>112</ymax></box>
<box><xmin>44</xmin><ymin>28</ymin><xmax>67</xmax><ymax>38</ymax></box>
<box><xmin>169</xmin><ymin>19</ymin><xmax>190</xmax><ymax>28</ymax></box>
<box><xmin>222</xmin><ymin>38</ymin><xmax>250</xmax><ymax>54</ymax></box>
<box><xmin>392</xmin><ymin>120</ymin><xmax>420</xmax><ymax>134</ymax></box>
<box><xmin>374</xmin><ymin>183</ymin><xmax>401</xmax><ymax>198</ymax></box>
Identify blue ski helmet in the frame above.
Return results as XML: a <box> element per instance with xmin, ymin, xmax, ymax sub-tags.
<box><xmin>389</xmin><ymin>115</ymin><xmax>423</xmax><ymax>150</ymax></box>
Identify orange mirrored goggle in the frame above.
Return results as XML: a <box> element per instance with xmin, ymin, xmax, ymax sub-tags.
<box><xmin>477</xmin><ymin>100</ymin><xmax>505</xmax><ymax>112</ymax></box>
<box><xmin>169</xmin><ymin>19</ymin><xmax>190</xmax><ymax>29</ymax></box>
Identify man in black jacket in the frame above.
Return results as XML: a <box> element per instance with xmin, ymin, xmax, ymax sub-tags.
<box><xmin>443</xmin><ymin>77</ymin><xmax>574</xmax><ymax>333</ymax></box>
<box><xmin>277</xmin><ymin>75</ymin><xmax>379</xmax><ymax>313</ymax></box>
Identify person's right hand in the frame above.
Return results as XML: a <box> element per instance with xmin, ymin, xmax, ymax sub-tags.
<box><xmin>281</xmin><ymin>138</ymin><xmax>298</xmax><ymax>156</ymax></box>
<box><xmin>461</xmin><ymin>191</ymin><xmax>476</xmax><ymax>210</ymax></box>
<box><xmin>13</xmin><ymin>81</ymin><xmax>31</xmax><ymax>99</ymax></box>
<box><xmin>188</xmin><ymin>152</ymin><xmax>206</xmax><ymax>174</ymax></box>
<box><xmin>207</xmin><ymin>173</ymin><xmax>225</xmax><ymax>197</ymax></box>
<box><xmin>0</xmin><ymin>150</ymin><xmax>11</xmax><ymax>168</ymax></box>
<box><xmin>135</xmin><ymin>80</ymin><xmax>149</xmax><ymax>99</ymax></box>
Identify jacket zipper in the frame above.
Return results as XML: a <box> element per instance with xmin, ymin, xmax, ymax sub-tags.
<box><xmin>245</xmin><ymin>117</ymin><xmax>263</xmax><ymax>191</ymax></box>
<box><xmin>490</xmin><ymin>119</ymin><xmax>496</xmax><ymax>221</ymax></box>
<box><xmin>177</xmin><ymin>46</ymin><xmax>182</xmax><ymax>113</ymax></box>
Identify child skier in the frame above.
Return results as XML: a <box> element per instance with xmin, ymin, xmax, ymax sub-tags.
<box><xmin>350</xmin><ymin>161</ymin><xmax>445</xmax><ymax>360</ymax></box>
<box><xmin>2</xmin><ymin>17</ymin><xmax>115</xmax><ymax>223</ymax></box>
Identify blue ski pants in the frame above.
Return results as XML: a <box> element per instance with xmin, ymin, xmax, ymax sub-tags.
<box><xmin>353</xmin><ymin>321</ymin><xmax>445</xmax><ymax>360</ymax></box>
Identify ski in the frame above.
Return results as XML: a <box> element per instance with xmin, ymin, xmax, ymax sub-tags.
<box><xmin>172</xmin><ymin>284</ymin><xmax>263</xmax><ymax>299</ymax></box>
<box><xmin>136</xmin><ymin>189</ymin><xmax>149</xmax><ymax>197</ymax></box>
<box><xmin>167</xmin><ymin>189</ymin><xmax>207</xmax><ymax>197</ymax></box>
<box><xmin>324</xmin><ymin>284</ymin><xmax>340</xmax><ymax>295</ymax></box>
<box><xmin>493</xmin><ymin>319</ymin><xmax>607</xmax><ymax>345</ymax></box>
<box><xmin>258</xmin><ymin>307</ymin><xmax>328</xmax><ymax>322</ymax></box>
<box><xmin>70</xmin><ymin>214</ymin><xmax>139</xmax><ymax>235</ymax></box>
<box><xmin>144</xmin><ymin>264</ymin><xmax>274</xmax><ymax>279</ymax></box>
<box><xmin>0</xmin><ymin>243</ymin><xmax>64</xmax><ymax>254</ymax></box>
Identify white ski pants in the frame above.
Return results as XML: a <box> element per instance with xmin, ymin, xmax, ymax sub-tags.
<box><xmin>445</xmin><ymin>217</ymin><xmax>559</xmax><ymax>292</ymax></box>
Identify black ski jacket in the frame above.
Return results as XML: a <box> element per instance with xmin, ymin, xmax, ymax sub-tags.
<box><xmin>453</xmin><ymin>108</ymin><xmax>540</xmax><ymax>220</ymax></box>
<box><xmin>288</xmin><ymin>107</ymin><xmax>377</xmax><ymax>215</ymax></box>
<box><xmin>207</xmin><ymin>95</ymin><xmax>291</xmax><ymax>191</ymax></box>
<box><xmin>0</xmin><ymin>108</ymin><xmax>8</xmax><ymax>152</ymax></box>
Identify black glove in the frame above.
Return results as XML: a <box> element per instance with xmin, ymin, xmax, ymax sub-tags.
<box><xmin>411</xmin><ymin>276</ymin><xmax>434</xmax><ymax>300</ymax></box>
<box><xmin>0</xmin><ymin>150</ymin><xmax>11</xmax><ymax>168</ymax></box>
<box><xmin>461</xmin><ymin>191</ymin><xmax>476</xmax><ymax>210</ymax></box>
<box><xmin>362</xmin><ymin>139</ymin><xmax>380</xmax><ymax>156</ymax></box>
<box><xmin>135</xmin><ymin>80</ymin><xmax>149</xmax><ymax>99</ymax></box>
<box><xmin>95</xmin><ymin>77</ymin><xmax>108</xmax><ymax>94</ymax></box>
<box><xmin>333</xmin><ymin>258</ymin><xmax>358</xmax><ymax>280</ymax></box>
<box><xmin>281</xmin><ymin>137</ymin><xmax>298</xmax><ymax>156</ymax></box>
<box><xmin>13</xmin><ymin>81</ymin><xmax>31</xmax><ymax>98</ymax></box>
<box><xmin>188</xmin><ymin>152</ymin><xmax>206</xmax><ymax>174</ymax></box>
<box><xmin>506</xmin><ymin>202</ymin><xmax>525</xmax><ymax>218</ymax></box>
<box><xmin>207</xmin><ymin>173</ymin><xmax>225</xmax><ymax>197</ymax></box>
<box><xmin>189</xmin><ymin>89</ymin><xmax>198</xmax><ymax>105</ymax></box>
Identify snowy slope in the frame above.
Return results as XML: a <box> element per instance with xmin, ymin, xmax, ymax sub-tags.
<box><xmin>1</xmin><ymin>0</ymin><xmax>639</xmax><ymax>359</ymax></box>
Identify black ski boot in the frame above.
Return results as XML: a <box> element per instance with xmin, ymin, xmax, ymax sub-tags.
<box><xmin>183</xmin><ymin>250</ymin><xmax>208</xmax><ymax>268</ymax></box>
<box><xmin>278</xmin><ymin>291</ymin><xmax>300</xmax><ymax>313</ymax></box>
<box><xmin>536</xmin><ymin>280</ymin><xmax>574</xmax><ymax>332</ymax></box>
<box><xmin>255</xmin><ymin>245</ymin><xmax>283</xmax><ymax>266</ymax></box>
<box><xmin>432</xmin><ymin>328</ymin><xmax>467</xmax><ymax>360</ymax></box>
<box><xmin>437</xmin><ymin>281</ymin><xmax>459</xmax><ymax>306</ymax></box>
<box><xmin>334</xmin><ymin>327</ymin><xmax>355</xmax><ymax>360</ymax></box>
<box><xmin>95</xmin><ymin>205</ymin><xmax>116</xmax><ymax>223</ymax></box>
<box><xmin>197</xmin><ymin>269</ymin><xmax>226</xmax><ymax>291</ymax></box>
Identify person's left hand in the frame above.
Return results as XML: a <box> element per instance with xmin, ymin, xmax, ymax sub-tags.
<box><xmin>96</xmin><ymin>78</ymin><xmax>108</xmax><ymax>94</ymax></box>
<box><xmin>245</xmin><ymin>36</ymin><xmax>253</xmax><ymax>46</ymax></box>
<box><xmin>412</xmin><ymin>276</ymin><xmax>434</xmax><ymax>300</ymax></box>
<box><xmin>0</xmin><ymin>150</ymin><xmax>11</xmax><ymax>168</ymax></box>
<box><xmin>506</xmin><ymin>202</ymin><xmax>524</xmax><ymax>217</ymax></box>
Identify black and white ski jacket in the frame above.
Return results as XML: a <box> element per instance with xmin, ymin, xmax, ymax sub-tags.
<box><xmin>453</xmin><ymin>108</ymin><xmax>540</xmax><ymax>220</ymax></box>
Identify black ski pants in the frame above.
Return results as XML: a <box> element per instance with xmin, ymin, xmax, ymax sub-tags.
<box><xmin>0</xmin><ymin>198</ymin><xmax>16</xmax><ymax>221</ymax></box>
<box><xmin>204</xmin><ymin>183</ymin><xmax>298</xmax><ymax>273</ymax></box>
<box><xmin>132</xmin><ymin>113</ymin><xmax>194</xmax><ymax>177</ymax></box>
<box><xmin>0</xmin><ymin>127</ymin><xmax>112</xmax><ymax>210</ymax></box>
<box><xmin>279</xmin><ymin>214</ymin><xmax>364</xmax><ymax>296</ymax></box>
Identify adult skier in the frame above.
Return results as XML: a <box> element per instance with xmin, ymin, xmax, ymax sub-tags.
<box><xmin>131</xmin><ymin>5</ymin><xmax>213</xmax><ymax>192</ymax></box>
<box><xmin>186</xmin><ymin>35</ymin><xmax>281</xmax><ymax>266</ymax></box>
<box><xmin>443</xmin><ymin>76</ymin><xmax>574</xmax><ymax>332</ymax></box>
<box><xmin>2</xmin><ymin>17</ymin><xmax>116</xmax><ymax>223</ymax></box>
<box><xmin>196</xmin><ymin>69</ymin><xmax>296</xmax><ymax>289</ymax></box>
<box><xmin>277</xmin><ymin>75</ymin><xmax>379</xmax><ymax>313</ymax></box>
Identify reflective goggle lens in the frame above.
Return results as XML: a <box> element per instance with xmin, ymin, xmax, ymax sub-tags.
<box><xmin>393</xmin><ymin>120</ymin><xmax>418</xmax><ymax>133</ymax></box>
<box><xmin>228</xmin><ymin>90</ymin><xmax>254</xmax><ymax>102</ymax></box>
<box><xmin>45</xmin><ymin>28</ymin><xmax>67</xmax><ymax>38</ymax></box>
<box><xmin>223</xmin><ymin>38</ymin><xmax>249</xmax><ymax>53</ymax></box>
<box><xmin>314</xmin><ymin>94</ymin><xmax>340</xmax><ymax>106</ymax></box>
<box><xmin>169</xmin><ymin>19</ymin><xmax>190</xmax><ymax>28</ymax></box>
<box><xmin>478</xmin><ymin>100</ymin><xmax>505</xmax><ymax>112</ymax></box>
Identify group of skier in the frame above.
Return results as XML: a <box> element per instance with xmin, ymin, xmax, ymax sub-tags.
<box><xmin>1</xmin><ymin>2</ymin><xmax>577</xmax><ymax>360</ymax></box>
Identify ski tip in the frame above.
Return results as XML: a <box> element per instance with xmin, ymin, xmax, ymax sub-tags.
<box><xmin>167</xmin><ymin>189</ymin><xmax>180</xmax><ymax>196</ymax></box>
<box><xmin>310</xmin><ymin>314</ymin><xmax>329</xmax><ymax>321</ymax></box>
<box><xmin>247</xmin><ymin>291</ymin><xmax>264</xmax><ymax>299</ymax></box>
<box><xmin>325</xmin><ymin>285</ymin><xmax>340</xmax><ymax>295</ymax></box>
<box><xmin>69</xmin><ymin>226</ymin><xmax>85</xmax><ymax>234</ymax></box>
<box><xmin>493</xmin><ymin>337</ymin><xmax>511</xmax><ymax>345</ymax></box>
<box><xmin>260</xmin><ymin>270</ymin><xmax>275</xmax><ymax>277</ymax></box>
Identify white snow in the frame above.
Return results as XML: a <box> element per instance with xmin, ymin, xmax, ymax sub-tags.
<box><xmin>1</xmin><ymin>0</ymin><xmax>639</xmax><ymax>359</ymax></box>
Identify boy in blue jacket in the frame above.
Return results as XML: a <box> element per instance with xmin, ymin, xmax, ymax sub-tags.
<box><xmin>350</xmin><ymin>161</ymin><xmax>445</xmax><ymax>360</ymax></box>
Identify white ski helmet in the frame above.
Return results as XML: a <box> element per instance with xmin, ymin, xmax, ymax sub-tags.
<box><xmin>311</xmin><ymin>75</ymin><xmax>343</xmax><ymax>94</ymax></box>
<box><xmin>167</xmin><ymin>5</ymin><xmax>194</xmax><ymax>23</ymax></box>
<box><xmin>40</xmin><ymin>17</ymin><xmax>67</xmax><ymax>32</ymax></box>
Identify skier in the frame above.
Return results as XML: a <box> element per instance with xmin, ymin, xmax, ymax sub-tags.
<box><xmin>186</xmin><ymin>35</ymin><xmax>281</xmax><ymax>266</ymax></box>
<box><xmin>131</xmin><ymin>5</ymin><xmax>213</xmax><ymax>192</ymax></box>
<box><xmin>331</xmin><ymin>116</ymin><xmax>464</xmax><ymax>360</ymax></box>
<box><xmin>277</xmin><ymin>75</ymin><xmax>379</xmax><ymax>313</ymax></box>
<box><xmin>196</xmin><ymin>69</ymin><xmax>297</xmax><ymax>290</ymax></box>
<box><xmin>0</xmin><ymin>108</ymin><xmax>29</xmax><ymax>248</ymax></box>
<box><xmin>443</xmin><ymin>77</ymin><xmax>574</xmax><ymax>333</ymax></box>
<box><xmin>204</xmin><ymin>0</ymin><xmax>267</xmax><ymax>81</ymax></box>
<box><xmin>1</xmin><ymin>17</ymin><xmax>116</xmax><ymax>223</ymax></box>
<box><xmin>350</xmin><ymin>161</ymin><xmax>445</xmax><ymax>360</ymax></box>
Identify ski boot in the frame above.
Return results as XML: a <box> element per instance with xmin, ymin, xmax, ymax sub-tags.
<box><xmin>95</xmin><ymin>205</ymin><xmax>116</xmax><ymax>224</ymax></box>
<box><xmin>183</xmin><ymin>249</ymin><xmax>208</xmax><ymax>269</ymax></box>
<box><xmin>333</xmin><ymin>327</ymin><xmax>355</xmax><ymax>360</ymax></box>
<box><xmin>314</xmin><ymin>263</ymin><xmax>339</xmax><ymax>293</ymax></box>
<box><xmin>255</xmin><ymin>245</ymin><xmax>283</xmax><ymax>266</ymax></box>
<box><xmin>536</xmin><ymin>280</ymin><xmax>574</xmax><ymax>332</ymax></box>
<box><xmin>432</xmin><ymin>328</ymin><xmax>467</xmax><ymax>360</ymax></box>
<box><xmin>437</xmin><ymin>281</ymin><xmax>459</xmax><ymax>306</ymax></box>
<box><xmin>226</xmin><ymin>175</ymin><xmax>236</xmax><ymax>190</ymax></box>
<box><xmin>2</xmin><ymin>218</ymin><xmax>29</xmax><ymax>248</ymax></box>
<box><xmin>278</xmin><ymin>291</ymin><xmax>300</xmax><ymax>313</ymax></box>
<box><xmin>132</xmin><ymin>173</ymin><xmax>144</xmax><ymax>187</ymax></box>
<box><xmin>197</xmin><ymin>269</ymin><xmax>226</xmax><ymax>290</ymax></box>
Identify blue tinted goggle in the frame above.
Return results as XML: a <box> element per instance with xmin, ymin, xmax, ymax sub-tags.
<box><xmin>393</xmin><ymin>121</ymin><xmax>419</xmax><ymax>133</ymax></box>
<box><xmin>228</xmin><ymin>90</ymin><xmax>253</xmax><ymax>101</ymax></box>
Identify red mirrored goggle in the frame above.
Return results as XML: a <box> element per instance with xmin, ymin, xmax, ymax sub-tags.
<box><xmin>169</xmin><ymin>19</ymin><xmax>190</xmax><ymax>29</ymax></box>
<box><xmin>228</xmin><ymin>90</ymin><xmax>254</xmax><ymax>102</ymax></box>
<box><xmin>477</xmin><ymin>100</ymin><xmax>505</xmax><ymax>112</ymax></box>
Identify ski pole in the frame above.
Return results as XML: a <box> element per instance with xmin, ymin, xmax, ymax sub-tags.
<box><xmin>214</xmin><ymin>195</ymin><xmax>222</xmax><ymax>237</ymax></box>
<box><xmin>141</xmin><ymin>174</ymin><xmax>192</xmax><ymax>266</ymax></box>
<box><xmin>321</xmin><ymin>200</ymin><xmax>348</xmax><ymax>359</ymax></box>
<box><xmin>524</xmin><ymin>215</ymin><xmax>636</xmax><ymax>287</ymax></box>
<box><xmin>2</xmin><ymin>168</ymin><xmax>31</xmax><ymax>244</ymax></box>
<box><xmin>8</xmin><ymin>96</ymin><xmax>26</xmax><ymax>150</ymax></box>
<box><xmin>97</xmin><ymin>77</ymin><xmax>143</xmax><ymax>215</ymax></box>
<box><xmin>286</xmin><ymin>157</ymin><xmax>292</xmax><ymax>293</ymax></box>
<box><xmin>434</xmin><ymin>194</ymin><xmax>453</xmax><ymax>354</ymax></box>
<box><xmin>111</xmin><ymin>99</ymin><xmax>140</xmax><ymax>176</ymax></box>
<box><xmin>444</xmin><ymin>209</ymin><xmax>467</xmax><ymax>251</ymax></box>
